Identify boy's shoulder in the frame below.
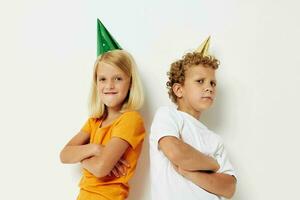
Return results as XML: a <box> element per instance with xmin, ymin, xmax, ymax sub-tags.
<box><xmin>153</xmin><ymin>106</ymin><xmax>184</xmax><ymax>122</ymax></box>
<box><xmin>206</xmin><ymin>129</ymin><xmax>223</xmax><ymax>142</ymax></box>
<box><xmin>154</xmin><ymin>106</ymin><xmax>180</xmax><ymax>117</ymax></box>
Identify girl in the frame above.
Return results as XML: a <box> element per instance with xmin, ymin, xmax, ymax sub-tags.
<box><xmin>60</xmin><ymin>49</ymin><xmax>145</xmax><ymax>200</ymax></box>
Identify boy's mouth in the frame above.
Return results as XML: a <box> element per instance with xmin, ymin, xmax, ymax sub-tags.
<box><xmin>201</xmin><ymin>96</ymin><xmax>213</xmax><ymax>100</ymax></box>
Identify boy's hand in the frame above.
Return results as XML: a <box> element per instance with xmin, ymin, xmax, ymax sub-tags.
<box><xmin>172</xmin><ymin>163</ymin><xmax>189</xmax><ymax>177</ymax></box>
<box><xmin>108</xmin><ymin>158</ymin><xmax>130</xmax><ymax>178</ymax></box>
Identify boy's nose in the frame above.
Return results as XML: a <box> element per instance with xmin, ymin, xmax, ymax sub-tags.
<box><xmin>204</xmin><ymin>87</ymin><xmax>213</xmax><ymax>93</ymax></box>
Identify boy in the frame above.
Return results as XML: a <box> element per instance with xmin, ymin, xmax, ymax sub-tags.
<box><xmin>150</xmin><ymin>37</ymin><xmax>237</xmax><ymax>199</ymax></box>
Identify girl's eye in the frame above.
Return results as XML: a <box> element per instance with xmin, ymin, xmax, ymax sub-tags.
<box><xmin>98</xmin><ymin>78</ymin><xmax>105</xmax><ymax>82</ymax></box>
<box><xmin>115</xmin><ymin>77</ymin><xmax>123</xmax><ymax>81</ymax></box>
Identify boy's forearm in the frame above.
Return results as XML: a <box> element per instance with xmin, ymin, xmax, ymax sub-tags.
<box><xmin>160</xmin><ymin>137</ymin><xmax>219</xmax><ymax>171</ymax></box>
<box><xmin>177</xmin><ymin>144</ymin><xmax>219</xmax><ymax>171</ymax></box>
<box><xmin>60</xmin><ymin>144</ymin><xmax>102</xmax><ymax>164</ymax></box>
<box><xmin>183</xmin><ymin>171</ymin><xmax>236</xmax><ymax>199</ymax></box>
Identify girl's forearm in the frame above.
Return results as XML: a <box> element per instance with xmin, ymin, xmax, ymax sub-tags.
<box><xmin>81</xmin><ymin>157</ymin><xmax>102</xmax><ymax>176</ymax></box>
<box><xmin>60</xmin><ymin>144</ymin><xmax>102</xmax><ymax>164</ymax></box>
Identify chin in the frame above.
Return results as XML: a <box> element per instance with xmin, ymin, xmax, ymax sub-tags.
<box><xmin>198</xmin><ymin>104</ymin><xmax>212</xmax><ymax>111</ymax></box>
<box><xmin>103</xmin><ymin>101</ymin><xmax>116</xmax><ymax>107</ymax></box>
<box><xmin>105</xmin><ymin>101</ymin><xmax>124</xmax><ymax>109</ymax></box>
<box><xmin>107</xmin><ymin>104</ymin><xmax>119</xmax><ymax>108</ymax></box>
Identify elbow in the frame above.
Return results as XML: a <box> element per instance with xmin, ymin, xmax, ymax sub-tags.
<box><xmin>224</xmin><ymin>190</ymin><xmax>235</xmax><ymax>199</ymax></box>
<box><xmin>223</xmin><ymin>178</ymin><xmax>237</xmax><ymax>199</ymax></box>
<box><xmin>60</xmin><ymin>150</ymin><xmax>68</xmax><ymax>164</ymax></box>
<box><xmin>59</xmin><ymin>149</ymin><xmax>75</xmax><ymax>164</ymax></box>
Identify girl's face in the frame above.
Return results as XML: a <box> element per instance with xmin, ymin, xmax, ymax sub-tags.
<box><xmin>97</xmin><ymin>62</ymin><xmax>131</xmax><ymax>111</ymax></box>
<box><xmin>177</xmin><ymin>64</ymin><xmax>217</xmax><ymax>118</ymax></box>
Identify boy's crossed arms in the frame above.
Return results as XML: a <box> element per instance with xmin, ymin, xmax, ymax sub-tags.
<box><xmin>159</xmin><ymin>136</ymin><xmax>236</xmax><ymax>199</ymax></box>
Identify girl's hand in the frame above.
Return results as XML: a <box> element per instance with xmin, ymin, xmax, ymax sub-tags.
<box><xmin>108</xmin><ymin>158</ymin><xmax>130</xmax><ymax>178</ymax></box>
<box><xmin>92</xmin><ymin>144</ymin><xmax>103</xmax><ymax>156</ymax></box>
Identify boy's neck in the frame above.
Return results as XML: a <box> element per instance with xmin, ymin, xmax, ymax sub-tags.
<box><xmin>177</xmin><ymin>103</ymin><xmax>202</xmax><ymax>119</ymax></box>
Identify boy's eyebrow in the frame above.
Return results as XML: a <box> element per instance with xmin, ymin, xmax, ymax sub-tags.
<box><xmin>193</xmin><ymin>76</ymin><xmax>217</xmax><ymax>81</ymax></box>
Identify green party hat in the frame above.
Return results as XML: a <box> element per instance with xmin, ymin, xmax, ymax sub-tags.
<box><xmin>97</xmin><ymin>19</ymin><xmax>122</xmax><ymax>56</ymax></box>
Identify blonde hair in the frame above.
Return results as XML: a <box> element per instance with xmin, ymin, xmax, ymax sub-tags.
<box><xmin>167</xmin><ymin>52</ymin><xmax>219</xmax><ymax>103</ymax></box>
<box><xmin>89</xmin><ymin>50</ymin><xmax>144</xmax><ymax>118</ymax></box>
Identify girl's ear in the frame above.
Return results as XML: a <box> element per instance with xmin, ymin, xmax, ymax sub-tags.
<box><xmin>172</xmin><ymin>83</ymin><xmax>183</xmax><ymax>98</ymax></box>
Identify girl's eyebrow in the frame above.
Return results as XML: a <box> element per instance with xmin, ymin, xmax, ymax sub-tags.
<box><xmin>97</xmin><ymin>73</ymin><xmax>124</xmax><ymax>77</ymax></box>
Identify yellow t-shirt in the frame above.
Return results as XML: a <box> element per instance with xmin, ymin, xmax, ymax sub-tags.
<box><xmin>78</xmin><ymin>111</ymin><xmax>145</xmax><ymax>200</ymax></box>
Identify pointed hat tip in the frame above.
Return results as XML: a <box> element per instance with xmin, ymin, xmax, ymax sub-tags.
<box><xmin>97</xmin><ymin>18</ymin><xmax>122</xmax><ymax>56</ymax></box>
<box><xmin>195</xmin><ymin>36</ymin><xmax>211</xmax><ymax>55</ymax></box>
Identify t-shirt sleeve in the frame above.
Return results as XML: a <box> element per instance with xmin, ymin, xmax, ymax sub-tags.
<box><xmin>80</xmin><ymin>118</ymin><xmax>94</xmax><ymax>135</ymax></box>
<box><xmin>150</xmin><ymin>107</ymin><xmax>183</xmax><ymax>150</ymax></box>
<box><xmin>111</xmin><ymin>112</ymin><xmax>145</xmax><ymax>149</ymax></box>
<box><xmin>214</xmin><ymin>140</ymin><xmax>237</xmax><ymax>178</ymax></box>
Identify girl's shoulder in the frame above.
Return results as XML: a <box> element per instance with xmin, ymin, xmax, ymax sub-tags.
<box><xmin>112</xmin><ymin>110</ymin><xmax>145</xmax><ymax>130</ymax></box>
<box><xmin>119</xmin><ymin>110</ymin><xmax>143</xmax><ymax>121</ymax></box>
<box><xmin>111</xmin><ymin>111</ymin><xmax>144</xmax><ymax>126</ymax></box>
<box><xmin>85</xmin><ymin>117</ymin><xmax>102</xmax><ymax>126</ymax></box>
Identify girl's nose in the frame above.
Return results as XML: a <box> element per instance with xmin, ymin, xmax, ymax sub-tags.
<box><xmin>106</xmin><ymin>80</ymin><xmax>115</xmax><ymax>89</ymax></box>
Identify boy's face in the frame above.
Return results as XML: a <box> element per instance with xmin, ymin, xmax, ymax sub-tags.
<box><xmin>175</xmin><ymin>64</ymin><xmax>217</xmax><ymax>118</ymax></box>
<box><xmin>96</xmin><ymin>62</ymin><xmax>131</xmax><ymax>111</ymax></box>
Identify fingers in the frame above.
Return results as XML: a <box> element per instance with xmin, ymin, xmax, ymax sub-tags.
<box><xmin>108</xmin><ymin>159</ymin><xmax>130</xmax><ymax>178</ymax></box>
<box><xmin>119</xmin><ymin>159</ymin><xmax>130</xmax><ymax>168</ymax></box>
<box><xmin>111</xmin><ymin>168</ymin><xmax>120</xmax><ymax>177</ymax></box>
<box><xmin>111</xmin><ymin>162</ymin><xmax>125</xmax><ymax>177</ymax></box>
<box><xmin>107</xmin><ymin>171</ymin><xmax>113</xmax><ymax>177</ymax></box>
<box><xmin>115</xmin><ymin>162</ymin><xmax>125</xmax><ymax>176</ymax></box>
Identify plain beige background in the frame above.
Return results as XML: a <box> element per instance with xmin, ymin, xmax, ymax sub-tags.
<box><xmin>1</xmin><ymin>0</ymin><xmax>300</xmax><ymax>199</ymax></box>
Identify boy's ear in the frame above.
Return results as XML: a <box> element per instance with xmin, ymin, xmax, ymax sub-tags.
<box><xmin>172</xmin><ymin>83</ymin><xmax>183</xmax><ymax>98</ymax></box>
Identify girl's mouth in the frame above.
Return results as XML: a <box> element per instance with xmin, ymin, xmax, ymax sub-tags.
<box><xmin>104</xmin><ymin>92</ymin><xmax>117</xmax><ymax>95</ymax></box>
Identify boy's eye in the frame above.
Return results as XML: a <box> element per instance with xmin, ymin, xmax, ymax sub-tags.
<box><xmin>196</xmin><ymin>79</ymin><xmax>204</xmax><ymax>84</ymax></box>
<box><xmin>211</xmin><ymin>81</ymin><xmax>217</xmax><ymax>87</ymax></box>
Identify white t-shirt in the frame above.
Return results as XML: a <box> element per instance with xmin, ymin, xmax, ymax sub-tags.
<box><xmin>150</xmin><ymin>106</ymin><xmax>236</xmax><ymax>200</ymax></box>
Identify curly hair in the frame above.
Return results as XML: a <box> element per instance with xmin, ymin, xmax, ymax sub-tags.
<box><xmin>166</xmin><ymin>52</ymin><xmax>219</xmax><ymax>103</ymax></box>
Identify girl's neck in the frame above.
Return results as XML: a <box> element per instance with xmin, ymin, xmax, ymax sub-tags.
<box><xmin>100</xmin><ymin>107</ymin><xmax>122</xmax><ymax>127</ymax></box>
<box><xmin>105</xmin><ymin>106</ymin><xmax>122</xmax><ymax>119</ymax></box>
